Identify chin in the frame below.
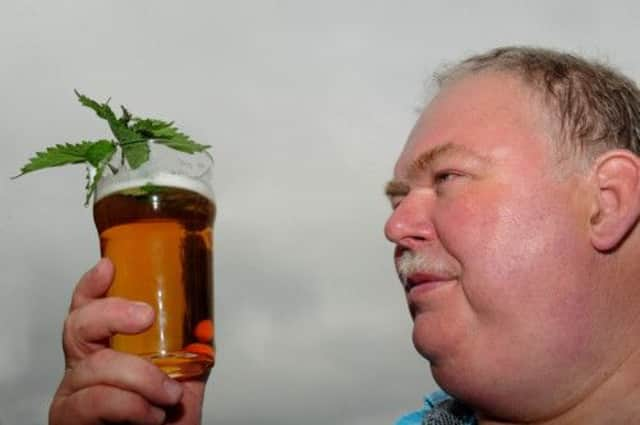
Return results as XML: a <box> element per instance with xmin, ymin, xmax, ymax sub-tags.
<box><xmin>411</xmin><ymin>314</ymin><xmax>459</xmax><ymax>365</ymax></box>
<box><xmin>412</xmin><ymin>322</ymin><xmax>479</xmax><ymax>403</ymax></box>
<box><xmin>413</xmin><ymin>328</ymin><xmax>455</xmax><ymax>369</ymax></box>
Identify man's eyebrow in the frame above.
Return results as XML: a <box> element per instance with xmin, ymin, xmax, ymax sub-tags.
<box><xmin>408</xmin><ymin>142</ymin><xmax>489</xmax><ymax>179</ymax></box>
<box><xmin>384</xmin><ymin>143</ymin><xmax>490</xmax><ymax>200</ymax></box>
<box><xmin>384</xmin><ymin>180</ymin><xmax>410</xmax><ymax>199</ymax></box>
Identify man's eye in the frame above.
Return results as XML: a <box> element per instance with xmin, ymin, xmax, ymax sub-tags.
<box><xmin>434</xmin><ymin>171</ymin><xmax>459</xmax><ymax>184</ymax></box>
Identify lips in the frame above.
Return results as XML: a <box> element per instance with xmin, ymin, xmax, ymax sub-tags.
<box><xmin>404</xmin><ymin>272</ymin><xmax>455</xmax><ymax>293</ymax></box>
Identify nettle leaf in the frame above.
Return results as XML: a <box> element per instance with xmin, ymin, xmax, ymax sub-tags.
<box><xmin>119</xmin><ymin>105</ymin><xmax>132</xmax><ymax>126</ymax></box>
<box><xmin>107</xmin><ymin>112</ymin><xmax>152</xmax><ymax>169</ymax></box>
<box><xmin>153</xmin><ymin>132</ymin><xmax>210</xmax><ymax>153</ymax></box>
<box><xmin>15</xmin><ymin>91</ymin><xmax>212</xmax><ymax>205</ymax></box>
<box><xmin>84</xmin><ymin>141</ymin><xmax>117</xmax><ymax>205</ymax></box>
<box><xmin>132</xmin><ymin>117</ymin><xmax>209</xmax><ymax>153</ymax></box>
<box><xmin>86</xmin><ymin>140</ymin><xmax>117</xmax><ymax>168</ymax></box>
<box><xmin>75</xmin><ymin>90</ymin><xmax>151</xmax><ymax>159</ymax></box>
<box><xmin>85</xmin><ymin>163</ymin><xmax>106</xmax><ymax>206</ymax></box>
<box><xmin>109</xmin><ymin>119</ymin><xmax>141</xmax><ymax>143</ymax></box>
<box><xmin>75</xmin><ymin>90</ymin><xmax>118</xmax><ymax>123</ymax></box>
<box><xmin>121</xmin><ymin>140</ymin><xmax>150</xmax><ymax>169</ymax></box>
<box><xmin>131</xmin><ymin>118</ymin><xmax>174</xmax><ymax>135</ymax></box>
<box><xmin>154</xmin><ymin>127</ymin><xmax>210</xmax><ymax>154</ymax></box>
<box><xmin>16</xmin><ymin>141</ymin><xmax>96</xmax><ymax>176</ymax></box>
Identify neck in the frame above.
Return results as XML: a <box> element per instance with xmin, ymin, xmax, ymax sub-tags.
<box><xmin>476</xmin><ymin>345</ymin><xmax>640</xmax><ymax>425</ymax></box>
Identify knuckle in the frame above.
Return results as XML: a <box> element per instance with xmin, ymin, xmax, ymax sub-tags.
<box><xmin>69</xmin><ymin>287</ymin><xmax>83</xmax><ymax>309</ymax></box>
<box><xmin>62</xmin><ymin>314</ymin><xmax>73</xmax><ymax>340</ymax></box>
<box><xmin>69</xmin><ymin>278</ymin><xmax>90</xmax><ymax>311</ymax></box>
<box><xmin>62</xmin><ymin>310</ymin><xmax>93</xmax><ymax>352</ymax></box>
<box><xmin>62</xmin><ymin>313</ymin><xmax>78</xmax><ymax>351</ymax></box>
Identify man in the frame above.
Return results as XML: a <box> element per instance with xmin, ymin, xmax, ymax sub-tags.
<box><xmin>49</xmin><ymin>46</ymin><xmax>640</xmax><ymax>424</ymax></box>
<box><xmin>386</xmin><ymin>47</ymin><xmax>640</xmax><ymax>424</ymax></box>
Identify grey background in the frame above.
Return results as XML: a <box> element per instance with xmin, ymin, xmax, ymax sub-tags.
<box><xmin>1</xmin><ymin>1</ymin><xmax>640</xmax><ymax>424</ymax></box>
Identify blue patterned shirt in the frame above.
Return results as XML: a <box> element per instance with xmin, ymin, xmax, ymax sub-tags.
<box><xmin>394</xmin><ymin>390</ymin><xmax>477</xmax><ymax>425</ymax></box>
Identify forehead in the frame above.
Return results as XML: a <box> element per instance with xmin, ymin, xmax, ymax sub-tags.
<box><xmin>395</xmin><ymin>71</ymin><xmax>552</xmax><ymax>177</ymax></box>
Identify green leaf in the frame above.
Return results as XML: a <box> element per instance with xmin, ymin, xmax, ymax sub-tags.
<box><xmin>86</xmin><ymin>140</ymin><xmax>117</xmax><ymax>168</ymax></box>
<box><xmin>85</xmin><ymin>163</ymin><xmax>107</xmax><ymax>206</ymax></box>
<box><xmin>75</xmin><ymin>90</ymin><xmax>118</xmax><ymax>122</ymax></box>
<box><xmin>153</xmin><ymin>133</ymin><xmax>210</xmax><ymax>153</ymax></box>
<box><xmin>15</xmin><ymin>90</ymin><xmax>212</xmax><ymax>206</ymax></box>
<box><xmin>73</xmin><ymin>91</ymin><xmax>153</xmax><ymax>170</ymax></box>
<box><xmin>75</xmin><ymin>91</ymin><xmax>148</xmax><ymax>156</ymax></box>
<box><xmin>139</xmin><ymin>120</ymin><xmax>210</xmax><ymax>153</ymax></box>
<box><xmin>84</xmin><ymin>142</ymin><xmax>116</xmax><ymax>205</ymax></box>
<box><xmin>119</xmin><ymin>182</ymin><xmax>170</xmax><ymax>197</ymax></box>
<box><xmin>107</xmin><ymin>112</ymin><xmax>151</xmax><ymax>169</ymax></box>
<box><xmin>15</xmin><ymin>141</ymin><xmax>96</xmax><ymax>176</ymax></box>
<box><xmin>131</xmin><ymin>118</ymin><xmax>174</xmax><ymax>135</ymax></box>
<box><xmin>109</xmin><ymin>119</ymin><xmax>146</xmax><ymax>144</ymax></box>
<box><xmin>121</xmin><ymin>140</ymin><xmax>150</xmax><ymax>169</ymax></box>
<box><xmin>119</xmin><ymin>105</ymin><xmax>132</xmax><ymax>126</ymax></box>
<box><xmin>140</xmin><ymin>182</ymin><xmax>169</xmax><ymax>195</ymax></box>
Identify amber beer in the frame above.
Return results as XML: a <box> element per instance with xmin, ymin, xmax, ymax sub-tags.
<box><xmin>93</xmin><ymin>170</ymin><xmax>216</xmax><ymax>379</ymax></box>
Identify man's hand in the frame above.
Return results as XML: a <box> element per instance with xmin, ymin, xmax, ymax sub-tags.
<box><xmin>49</xmin><ymin>258</ymin><xmax>208</xmax><ymax>424</ymax></box>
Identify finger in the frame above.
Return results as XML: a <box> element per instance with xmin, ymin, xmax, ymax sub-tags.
<box><xmin>63</xmin><ymin>298</ymin><xmax>154</xmax><ymax>363</ymax></box>
<box><xmin>62</xmin><ymin>349</ymin><xmax>183</xmax><ymax>407</ymax></box>
<box><xmin>165</xmin><ymin>380</ymin><xmax>206</xmax><ymax>424</ymax></box>
<box><xmin>51</xmin><ymin>384</ymin><xmax>167</xmax><ymax>425</ymax></box>
<box><xmin>70</xmin><ymin>258</ymin><xmax>114</xmax><ymax>311</ymax></box>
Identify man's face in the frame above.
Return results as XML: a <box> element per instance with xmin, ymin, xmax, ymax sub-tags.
<box><xmin>385</xmin><ymin>72</ymin><xmax>601</xmax><ymax>415</ymax></box>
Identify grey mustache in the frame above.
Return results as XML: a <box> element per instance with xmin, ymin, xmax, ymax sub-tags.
<box><xmin>396</xmin><ymin>250</ymin><xmax>457</xmax><ymax>288</ymax></box>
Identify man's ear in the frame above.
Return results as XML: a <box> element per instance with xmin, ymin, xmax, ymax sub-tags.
<box><xmin>590</xmin><ymin>149</ymin><xmax>640</xmax><ymax>251</ymax></box>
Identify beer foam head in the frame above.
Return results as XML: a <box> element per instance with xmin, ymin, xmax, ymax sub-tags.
<box><xmin>93</xmin><ymin>144</ymin><xmax>214</xmax><ymax>203</ymax></box>
<box><xmin>95</xmin><ymin>171</ymin><xmax>214</xmax><ymax>202</ymax></box>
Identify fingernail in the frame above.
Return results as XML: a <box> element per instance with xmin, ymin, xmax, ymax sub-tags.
<box><xmin>129</xmin><ymin>302</ymin><xmax>153</xmax><ymax>322</ymax></box>
<box><xmin>149</xmin><ymin>406</ymin><xmax>166</xmax><ymax>424</ymax></box>
<box><xmin>164</xmin><ymin>379</ymin><xmax>183</xmax><ymax>402</ymax></box>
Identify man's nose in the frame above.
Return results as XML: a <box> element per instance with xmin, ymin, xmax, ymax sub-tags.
<box><xmin>384</xmin><ymin>194</ymin><xmax>436</xmax><ymax>250</ymax></box>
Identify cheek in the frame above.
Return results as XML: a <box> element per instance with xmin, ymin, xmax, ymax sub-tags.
<box><xmin>434</xmin><ymin>186</ymin><xmax>506</xmax><ymax>275</ymax></box>
<box><xmin>435</xmin><ymin>184</ymin><xmax>595</xmax><ymax>342</ymax></box>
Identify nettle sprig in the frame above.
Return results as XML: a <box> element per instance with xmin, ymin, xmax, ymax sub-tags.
<box><xmin>14</xmin><ymin>91</ymin><xmax>210</xmax><ymax>205</ymax></box>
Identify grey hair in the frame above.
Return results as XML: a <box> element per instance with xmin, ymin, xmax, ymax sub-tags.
<box><xmin>433</xmin><ymin>46</ymin><xmax>640</xmax><ymax>163</ymax></box>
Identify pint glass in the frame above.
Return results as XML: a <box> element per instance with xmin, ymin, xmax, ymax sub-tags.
<box><xmin>93</xmin><ymin>144</ymin><xmax>215</xmax><ymax>379</ymax></box>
